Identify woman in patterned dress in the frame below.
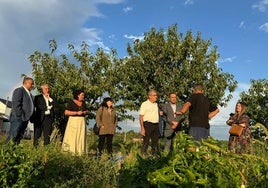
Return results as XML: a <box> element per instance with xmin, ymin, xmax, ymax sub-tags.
<box><xmin>226</xmin><ymin>102</ymin><xmax>252</xmax><ymax>154</ymax></box>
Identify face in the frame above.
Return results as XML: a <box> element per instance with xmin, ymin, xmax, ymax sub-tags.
<box><xmin>149</xmin><ymin>91</ymin><xmax>157</xmax><ymax>103</ymax></box>
<box><xmin>107</xmin><ymin>100</ymin><xmax>113</xmax><ymax>108</ymax></box>
<box><xmin>169</xmin><ymin>93</ymin><xmax>177</xmax><ymax>104</ymax></box>
<box><xmin>236</xmin><ymin>103</ymin><xmax>242</xmax><ymax>113</ymax></box>
<box><xmin>77</xmin><ymin>92</ymin><xmax>85</xmax><ymax>101</ymax></box>
<box><xmin>24</xmin><ymin>79</ymin><xmax>34</xmax><ymax>91</ymax></box>
<box><xmin>42</xmin><ymin>85</ymin><xmax>50</xmax><ymax>95</ymax></box>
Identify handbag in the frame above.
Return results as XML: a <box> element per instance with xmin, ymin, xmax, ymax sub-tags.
<box><xmin>229</xmin><ymin>124</ymin><xmax>244</xmax><ymax>136</ymax></box>
<box><xmin>93</xmin><ymin>123</ymin><xmax>100</xmax><ymax>135</ymax></box>
<box><xmin>93</xmin><ymin>107</ymin><xmax>104</xmax><ymax>135</ymax></box>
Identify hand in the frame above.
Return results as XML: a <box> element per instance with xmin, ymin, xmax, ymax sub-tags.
<box><xmin>171</xmin><ymin>121</ymin><xmax>179</xmax><ymax>129</ymax></box>
<box><xmin>175</xmin><ymin>111</ymin><xmax>183</xmax><ymax>115</ymax></box>
<box><xmin>77</xmin><ymin>111</ymin><xmax>83</xmax><ymax>115</ymax></box>
<box><xmin>227</xmin><ymin>119</ymin><xmax>234</xmax><ymax>124</ymax></box>
<box><xmin>140</xmin><ymin>127</ymin><xmax>145</xmax><ymax>136</ymax></box>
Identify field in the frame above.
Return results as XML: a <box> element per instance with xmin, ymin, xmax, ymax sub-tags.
<box><xmin>0</xmin><ymin>130</ymin><xmax>267</xmax><ymax>188</ymax></box>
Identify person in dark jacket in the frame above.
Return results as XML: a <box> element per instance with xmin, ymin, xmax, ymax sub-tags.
<box><xmin>33</xmin><ymin>84</ymin><xmax>55</xmax><ymax>147</ymax></box>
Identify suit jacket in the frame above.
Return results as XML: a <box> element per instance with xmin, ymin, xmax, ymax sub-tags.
<box><xmin>11</xmin><ymin>86</ymin><xmax>34</xmax><ymax>121</ymax></box>
<box><xmin>161</xmin><ymin>102</ymin><xmax>184</xmax><ymax>137</ymax></box>
<box><xmin>33</xmin><ymin>94</ymin><xmax>55</xmax><ymax>125</ymax></box>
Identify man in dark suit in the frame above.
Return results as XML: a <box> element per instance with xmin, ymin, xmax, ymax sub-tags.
<box><xmin>160</xmin><ymin>92</ymin><xmax>185</xmax><ymax>152</ymax></box>
<box><xmin>33</xmin><ymin>84</ymin><xmax>55</xmax><ymax>147</ymax></box>
<box><xmin>6</xmin><ymin>77</ymin><xmax>35</xmax><ymax>144</ymax></box>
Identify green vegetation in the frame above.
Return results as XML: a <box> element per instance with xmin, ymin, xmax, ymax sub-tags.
<box><xmin>3</xmin><ymin>23</ymin><xmax>266</xmax><ymax>187</ymax></box>
<box><xmin>1</xmin><ymin>131</ymin><xmax>267</xmax><ymax>188</ymax></box>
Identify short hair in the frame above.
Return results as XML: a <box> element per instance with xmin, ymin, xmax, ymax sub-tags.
<box><xmin>148</xmin><ymin>89</ymin><xmax>157</xmax><ymax>96</ymax></box>
<box><xmin>23</xmin><ymin>76</ymin><xmax>33</xmax><ymax>84</ymax></box>
<box><xmin>168</xmin><ymin>92</ymin><xmax>177</xmax><ymax>97</ymax></box>
<box><xmin>194</xmin><ymin>84</ymin><xmax>203</xmax><ymax>92</ymax></box>
<box><xmin>73</xmin><ymin>89</ymin><xmax>84</xmax><ymax>100</ymax></box>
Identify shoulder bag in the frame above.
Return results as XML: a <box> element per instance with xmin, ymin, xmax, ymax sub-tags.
<box><xmin>229</xmin><ymin>123</ymin><xmax>245</xmax><ymax>136</ymax></box>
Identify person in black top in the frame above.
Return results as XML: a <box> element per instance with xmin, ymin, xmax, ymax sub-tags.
<box><xmin>62</xmin><ymin>89</ymin><xmax>88</xmax><ymax>155</ymax></box>
<box><xmin>178</xmin><ymin>84</ymin><xmax>219</xmax><ymax>141</ymax></box>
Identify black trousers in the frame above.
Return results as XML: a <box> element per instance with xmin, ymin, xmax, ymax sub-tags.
<box><xmin>34</xmin><ymin>116</ymin><xmax>53</xmax><ymax>147</ymax></box>
<box><xmin>141</xmin><ymin>121</ymin><xmax>159</xmax><ymax>156</ymax></box>
<box><xmin>98</xmin><ymin>134</ymin><xmax>114</xmax><ymax>155</ymax></box>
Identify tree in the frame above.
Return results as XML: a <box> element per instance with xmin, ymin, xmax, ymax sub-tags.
<box><xmin>28</xmin><ymin>39</ymin><xmax>119</xmax><ymax>125</ymax></box>
<box><xmin>112</xmin><ymin>24</ymin><xmax>237</xmax><ymax>111</ymax></box>
<box><xmin>240</xmin><ymin>79</ymin><xmax>268</xmax><ymax>138</ymax></box>
<box><xmin>28</xmin><ymin>24</ymin><xmax>238</xmax><ymax>127</ymax></box>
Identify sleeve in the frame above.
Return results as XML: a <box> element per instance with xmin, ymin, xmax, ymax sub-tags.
<box><xmin>139</xmin><ymin>102</ymin><xmax>146</xmax><ymax>116</ymax></box>
<box><xmin>66</xmin><ymin>101</ymin><xmax>75</xmax><ymax>111</ymax></box>
<box><xmin>239</xmin><ymin>114</ymin><xmax>250</xmax><ymax>126</ymax></box>
<box><xmin>209</xmin><ymin>100</ymin><xmax>218</xmax><ymax>112</ymax></box>
<box><xmin>12</xmin><ymin>88</ymin><xmax>23</xmax><ymax>117</ymax></box>
<box><xmin>186</xmin><ymin>95</ymin><xmax>194</xmax><ymax>105</ymax></box>
<box><xmin>95</xmin><ymin>107</ymin><xmax>103</xmax><ymax>126</ymax></box>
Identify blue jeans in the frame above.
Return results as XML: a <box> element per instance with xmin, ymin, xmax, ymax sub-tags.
<box><xmin>6</xmin><ymin>114</ymin><xmax>28</xmax><ymax>144</ymax></box>
<box><xmin>189</xmin><ymin>126</ymin><xmax>209</xmax><ymax>141</ymax></box>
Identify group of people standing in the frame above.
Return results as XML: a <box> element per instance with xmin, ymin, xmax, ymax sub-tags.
<box><xmin>139</xmin><ymin>84</ymin><xmax>252</xmax><ymax>157</ymax></box>
<box><xmin>5</xmin><ymin>77</ymin><xmax>118</xmax><ymax>156</ymax></box>
<box><xmin>5</xmin><ymin>77</ymin><xmax>252</xmax><ymax>157</ymax></box>
<box><xmin>5</xmin><ymin>77</ymin><xmax>55</xmax><ymax>147</ymax></box>
<box><xmin>139</xmin><ymin>85</ymin><xmax>219</xmax><ymax>156</ymax></box>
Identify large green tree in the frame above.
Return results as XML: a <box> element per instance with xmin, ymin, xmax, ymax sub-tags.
<box><xmin>240</xmin><ymin>79</ymin><xmax>268</xmax><ymax>128</ymax></box>
<box><xmin>28</xmin><ymin>40</ymin><xmax>119</xmax><ymax>124</ymax></box>
<box><xmin>112</xmin><ymin>24</ymin><xmax>237</xmax><ymax>111</ymax></box>
<box><xmin>28</xmin><ymin>24</ymin><xmax>237</xmax><ymax>126</ymax></box>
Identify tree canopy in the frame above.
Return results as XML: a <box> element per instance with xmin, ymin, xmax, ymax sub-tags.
<box><xmin>240</xmin><ymin>79</ymin><xmax>268</xmax><ymax>136</ymax></box>
<box><xmin>28</xmin><ymin>24</ymin><xmax>237</xmax><ymax>124</ymax></box>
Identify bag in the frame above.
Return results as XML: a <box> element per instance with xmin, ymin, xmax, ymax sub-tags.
<box><xmin>229</xmin><ymin>124</ymin><xmax>244</xmax><ymax>136</ymax></box>
<box><xmin>93</xmin><ymin>123</ymin><xmax>100</xmax><ymax>135</ymax></box>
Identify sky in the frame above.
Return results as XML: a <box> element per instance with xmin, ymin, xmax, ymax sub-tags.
<box><xmin>0</xmin><ymin>0</ymin><xmax>268</xmax><ymax>137</ymax></box>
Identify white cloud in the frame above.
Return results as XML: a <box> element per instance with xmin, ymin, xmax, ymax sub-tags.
<box><xmin>252</xmin><ymin>0</ymin><xmax>268</xmax><ymax>12</ymax></box>
<box><xmin>259</xmin><ymin>22</ymin><xmax>268</xmax><ymax>32</ymax></box>
<box><xmin>123</xmin><ymin>6</ymin><xmax>133</xmax><ymax>13</ymax></box>
<box><xmin>123</xmin><ymin>34</ymin><xmax>144</xmax><ymax>41</ymax></box>
<box><xmin>184</xmin><ymin>0</ymin><xmax>194</xmax><ymax>5</ymax></box>
<box><xmin>239</xmin><ymin>21</ymin><xmax>245</xmax><ymax>29</ymax></box>
<box><xmin>0</xmin><ymin>0</ymin><xmax>121</xmax><ymax>98</ymax></box>
<box><xmin>219</xmin><ymin>56</ymin><xmax>237</xmax><ymax>63</ymax></box>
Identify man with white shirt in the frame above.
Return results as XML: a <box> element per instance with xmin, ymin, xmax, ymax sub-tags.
<box><xmin>33</xmin><ymin>84</ymin><xmax>55</xmax><ymax>147</ymax></box>
<box><xmin>139</xmin><ymin>89</ymin><xmax>160</xmax><ymax>157</ymax></box>
<box><xmin>6</xmin><ymin>76</ymin><xmax>35</xmax><ymax>144</ymax></box>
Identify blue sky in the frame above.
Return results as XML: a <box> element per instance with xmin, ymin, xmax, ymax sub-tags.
<box><xmin>0</xmin><ymin>0</ymin><xmax>267</xmax><ymax>134</ymax></box>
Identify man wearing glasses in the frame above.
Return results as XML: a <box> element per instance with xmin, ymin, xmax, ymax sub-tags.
<box><xmin>139</xmin><ymin>89</ymin><xmax>160</xmax><ymax>157</ymax></box>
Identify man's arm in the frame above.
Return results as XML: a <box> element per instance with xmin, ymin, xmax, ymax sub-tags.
<box><xmin>139</xmin><ymin>115</ymin><xmax>145</xmax><ymax>136</ymax></box>
<box><xmin>176</xmin><ymin>101</ymin><xmax>191</xmax><ymax>115</ymax></box>
<box><xmin>209</xmin><ymin>108</ymin><xmax>219</xmax><ymax>119</ymax></box>
<box><xmin>12</xmin><ymin>88</ymin><xmax>23</xmax><ymax>117</ymax></box>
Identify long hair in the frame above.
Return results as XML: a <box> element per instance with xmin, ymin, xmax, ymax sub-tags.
<box><xmin>101</xmin><ymin>97</ymin><xmax>113</xmax><ymax>108</ymax></box>
<box><xmin>234</xmin><ymin>101</ymin><xmax>246</xmax><ymax>119</ymax></box>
